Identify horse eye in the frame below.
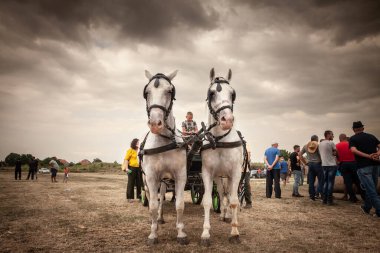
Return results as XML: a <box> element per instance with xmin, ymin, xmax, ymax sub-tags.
<box><xmin>210</xmin><ymin>91</ymin><xmax>215</xmax><ymax>97</ymax></box>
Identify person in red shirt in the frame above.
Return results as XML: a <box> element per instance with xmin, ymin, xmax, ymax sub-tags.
<box><xmin>336</xmin><ymin>133</ymin><xmax>364</xmax><ymax>203</ymax></box>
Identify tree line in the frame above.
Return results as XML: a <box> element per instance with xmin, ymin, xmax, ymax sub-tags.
<box><xmin>2</xmin><ymin>153</ymin><xmax>103</xmax><ymax>167</ymax></box>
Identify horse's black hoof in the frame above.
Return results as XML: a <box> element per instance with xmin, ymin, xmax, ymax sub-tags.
<box><xmin>157</xmin><ymin>219</ymin><xmax>165</xmax><ymax>224</ymax></box>
<box><xmin>224</xmin><ymin>217</ymin><xmax>232</xmax><ymax>223</ymax></box>
<box><xmin>200</xmin><ymin>238</ymin><xmax>211</xmax><ymax>247</ymax></box>
<box><xmin>177</xmin><ymin>237</ymin><xmax>189</xmax><ymax>245</ymax></box>
<box><xmin>147</xmin><ymin>238</ymin><xmax>158</xmax><ymax>245</ymax></box>
<box><xmin>229</xmin><ymin>235</ymin><xmax>241</xmax><ymax>244</ymax></box>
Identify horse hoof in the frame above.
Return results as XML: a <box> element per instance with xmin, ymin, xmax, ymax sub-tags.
<box><xmin>200</xmin><ymin>238</ymin><xmax>211</xmax><ymax>247</ymax></box>
<box><xmin>147</xmin><ymin>238</ymin><xmax>158</xmax><ymax>246</ymax></box>
<box><xmin>157</xmin><ymin>219</ymin><xmax>165</xmax><ymax>224</ymax></box>
<box><xmin>177</xmin><ymin>237</ymin><xmax>189</xmax><ymax>245</ymax></box>
<box><xmin>224</xmin><ymin>217</ymin><xmax>232</xmax><ymax>223</ymax></box>
<box><xmin>229</xmin><ymin>235</ymin><xmax>241</xmax><ymax>244</ymax></box>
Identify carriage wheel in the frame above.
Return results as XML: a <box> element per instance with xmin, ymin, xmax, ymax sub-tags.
<box><xmin>191</xmin><ymin>185</ymin><xmax>203</xmax><ymax>205</ymax></box>
<box><xmin>212</xmin><ymin>189</ymin><xmax>221</xmax><ymax>213</ymax></box>
<box><xmin>141</xmin><ymin>191</ymin><xmax>149</xmax><ymax>207</ymax></box>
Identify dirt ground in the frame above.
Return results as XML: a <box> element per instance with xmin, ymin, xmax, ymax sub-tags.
<box><xmin>0</xmin><ymin>170</ymin><xmax>379</xmax><ymax>253</ymax></box>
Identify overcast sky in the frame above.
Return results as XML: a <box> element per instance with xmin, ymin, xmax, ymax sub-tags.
<box><xmin>0</xmin><ymin>0</ymin><xmax>379</xmax><ymax>163</ymax></box>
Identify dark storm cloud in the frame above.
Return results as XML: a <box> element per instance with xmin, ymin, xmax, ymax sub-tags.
<box><xmin>0</xmin><ymin>0</ymin><xmax>219</xmax><ymax>48</ymax></box>
<box><xmin>236</xmin><ymin>0</ymin><xmax>380</xmax><ymax>45</ymax></box>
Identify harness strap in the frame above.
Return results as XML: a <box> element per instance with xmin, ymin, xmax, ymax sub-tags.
<box><xmin>141</xmin><ymin>142</ymin><xmax>185</xmax><ymax>156</ymax></box>
<box><xmin>200</xmin><ymin>140</ymin><xmax>242</xmax><ymax>152</ymax></box>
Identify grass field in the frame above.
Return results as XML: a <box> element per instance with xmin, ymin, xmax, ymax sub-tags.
<box><xmin>0</xmin><ymin>170</ymin><xmax>379</xmax><ymax>252</ymax></box>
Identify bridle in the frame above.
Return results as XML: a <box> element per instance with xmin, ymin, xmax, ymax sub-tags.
<box><xmin>207</xmin><ymin>77</ymin><xmax>236</xmax><ymax>122</ymax></box>
<box><xmin>143</xmin><ymin>73</ymin><xmax>176</xmax><ymax>135</ymax></box>
<box><xmin>206</xmin><ymin>76</ymin><xmax>236</xmax><ymax>128</ymax></box>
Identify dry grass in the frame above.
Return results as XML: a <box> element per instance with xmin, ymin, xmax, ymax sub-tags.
<box><xmin>0</xmin><ymin>171</ymin><xmax>379</xmax><ymax>253</ymax></box>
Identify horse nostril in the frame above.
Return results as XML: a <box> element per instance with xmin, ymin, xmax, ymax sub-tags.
<box><xmin>221</xmin><ymin>116</ymin><xmax>226</xmax><ymax>121</ymax></box>
<box><xmin>158</xmin><ymin>120</ymin><xmax>163</xmax><ymax>126</ymax></box>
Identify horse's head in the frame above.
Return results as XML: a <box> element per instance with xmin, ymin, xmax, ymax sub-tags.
<box><xmin>207</xmin><ymin>68</ymin><xmax>236</xmax><ymax>130</ymax></box>
<box><xmin>143</xmin><ymin>70</ymin><xmax>178</xmax><ymax>134</ymax></box>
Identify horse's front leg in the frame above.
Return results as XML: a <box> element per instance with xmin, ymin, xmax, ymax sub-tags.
<box><xmin>157</xmin><ymin>182</ymin><xmax>166</xmax><ymax>224</ymax></box>
<box><xmin>201</xmin><ymin>171</ymin><xmax>213</xmax><ymax>246</ymax></box>
<box><xmin>228</xmin><ymin>175</ymin><xmax>241</xmax><ymax>244</ymax></box>
<box><xmin>216</xmin><ymin>178</ymin><xmax>227</xmax><ymax>221</ymax></box>
<box><xmin>146</xmin><ymin>176</ymin><xmax>160</xmax><ymax>245</ymax></box>
<box><xmin>175</xmin><ymin>169</ymin><xmax>189</xmax><ymax>245</ymax></box>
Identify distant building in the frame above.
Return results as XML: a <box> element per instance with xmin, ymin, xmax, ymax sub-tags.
<box><xmin>80</xmin><ymin>159</ymin><xmax>91</xmax><ymax>165</ymax></box>
<box><xmin>58</xmin><ymin>159</ymin><xmax>69</xmax><ymax>165</ymax></box>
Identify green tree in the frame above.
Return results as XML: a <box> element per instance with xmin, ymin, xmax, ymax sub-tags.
<box><xmin>279</xmin><ymin>149</ymin><xmax>291</xmax><ymax>161</ymax></box>
<box><xmin>93</xmin><ymin>158</ymin><xmax>102</xmax><ymax>163</ymax></box>
<box><xmin>5</xmin><ymin>153</ymin><xmax>21</xmax><ymax>166</ymax></box>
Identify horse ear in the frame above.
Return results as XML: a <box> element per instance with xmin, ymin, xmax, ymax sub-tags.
<box><xmin>227</xmin><ymin>69</ymin><xmax>232</xmax><ymax>82</ymax></box>
<box><xmin>210</xmin><ymin>68</ymin><xmax>215</xmax><ymax>82</ymax></box>
<box><xmin>145</xmin><ymin>70</ymin><xmax>153</xmax><ymax>80</ymax></box>
<box><xmin>167</xmin><ymin>70</ymin><xmax>178</xmax><ymax>81</ymax></box>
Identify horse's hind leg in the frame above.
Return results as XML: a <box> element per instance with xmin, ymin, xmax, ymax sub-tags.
<box><xmin>175</xmin><ymin>173</ymin><xmax>189</xmax><ymax>245</ymax></box>
<box><xmin>228</xmin><ymin>176</ymin><xmax>240</xmax><ymax>244</ymax></box>
<box><xmin>157</xmin><ymin>182</ymin><xmax>166</xmax><ymax>224</ymax></box>
<box><xmin>147</xmin><ymin>177</ymin><xmax>160</xmax><ymax>245</ymax></box>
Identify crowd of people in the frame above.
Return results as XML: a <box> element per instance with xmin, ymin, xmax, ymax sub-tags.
<box><xmin>264</xmin><ymin>121</ymin><xmax>380</xmax><ymax>217</ymax></box>
<box><xmin>14</xmin><ymin>157</ymin><xmax>70</xmax><ymax>183</ymax></box>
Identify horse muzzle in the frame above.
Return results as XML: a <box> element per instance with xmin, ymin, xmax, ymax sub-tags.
<box><xmin>219</xmin><ymin>115</ymin><xmax>234</xmax><ymax>130</ymax></box>
<box><xmin>148</xmin><ymin>120</ymin><xmax>164</xmax><ymax>134</ymax></box>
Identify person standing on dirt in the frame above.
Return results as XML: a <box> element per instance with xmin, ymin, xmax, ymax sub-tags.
<box><xmin>336</xmin><ymin>133</ymin><xmax>363</xmax><ymax>203</ymax></box>
<box><xmin>300</xmin><ymin>135</ymin><xmax>323</xmax><ymax>201</ymax></box>
<box><xmin>349</xmin><ymin>121</ymin><xmax>380</xmax><ymax>217</ymax></box>
<box><xmin>289</xmin><ymin>145</ymin><xmax>304</xmax><ymax>197</ymax></box>
<box><xmin>63</xmin><ymin>165</ymin><xmax>69</xmax><ymax>183</ymax></box>
<box><xmin>279</xmin><ymin>156</ymin><xmax>288</xmax><ymax>187</ymax></box>
<box><xmin>264</xmin><ymin>142</ymin><xmax>281</xmax><ymax>198</ymax></box>
<box><xmin>319</xmin><ymin>130</ymin><xmax>338</xmax><ymax>205</ymax></box>
<box><xmin>15</xmin><ymin>159</ymin><xmax>22</xmax><ymax>180</ymax></box>
<box><xmin>242</xmin><ymin>143</ymin><xmax>253</xmax><ymax>208</ymax></box>
<box><xmin>33</xmin><ymin>158</ymin><xmax>39</xmax><ymax>180</ymax></box>
<box><xmin>26</xmin><ymin>157</ymin><xmax>37</xmax><ymax>180</ymax></box>
<box><xmin>122</xmin><ymin>138</ymin><xmax>141</xmax><ymax>203</ymax></box>
<box><xmin>49</xmin><ymin>160</ymin><xmax>59</xmax><ymax>183</ymax></box>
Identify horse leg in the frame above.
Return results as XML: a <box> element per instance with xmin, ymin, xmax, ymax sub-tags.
<box><xmin>201</xmin><ymin>172</ymin><xmax>213</xmax><ymax>246</ymax></box>
<box><xmin>228</xmin><ymin>176</ymin><xmax>240</xmax><ymax>244</ymax></box>
<box><xmin>224</xmin><ymin>179</ymin><xmax>232</xmax><ymax>223</ymax></box>
<box><xmin>147</xmin><ymin>177</ymin><xmax>159</xmax><ymax>245</ymax></box>
<box><xmin>157</xmin><ymin>182</ymin><xmax>166</xmax><ymax>224</ymax></box>
<box><xmin>216</xmin><ymin>178</ymin><xmax>226</xmax><ymax>221</ymax></box>
<box><xmin>175</xmin><ymin>174</ymin><xmax>189</xmax><ymax>245</ymax></box>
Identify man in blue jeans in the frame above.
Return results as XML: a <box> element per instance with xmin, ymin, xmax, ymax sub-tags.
<box><xmin>300</xmin><ymin>135</ymin><xmax>323</xmax><ymax>201</ymax></box>
<box><xmin>349</xmin><ymin>121</ymin><xmax>380</xmax><ymax>217</ymax></box>
<box><xmin>319</xmin><ymin>130</ymin><xmax>338</xmax><ymax>205</ymax></box>
<box><xmin>264</xmin><ymin>142</ymin><xmax>281</xmax><ymax>198</ymax></box>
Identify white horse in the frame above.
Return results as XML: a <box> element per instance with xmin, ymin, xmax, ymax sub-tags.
<box><xmin>200</xmin><ymin>68</ymin><xmax>243</xmax><ymax>246</ymax></box>
<box><xmin>140</xmin><ymin>70</ymin><xmax>188</xmax><ymax>245</ymax></box>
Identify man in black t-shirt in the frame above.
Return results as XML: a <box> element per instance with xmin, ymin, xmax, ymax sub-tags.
<box><xmin>289</xmin><ymin>145</ymin><xmax>303</xmax><ymax>197</ymax></box>
<box><xmin>349</xmin><ymin>121</ymin><xmax>380</xmax><ymax>217</ymax></box>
